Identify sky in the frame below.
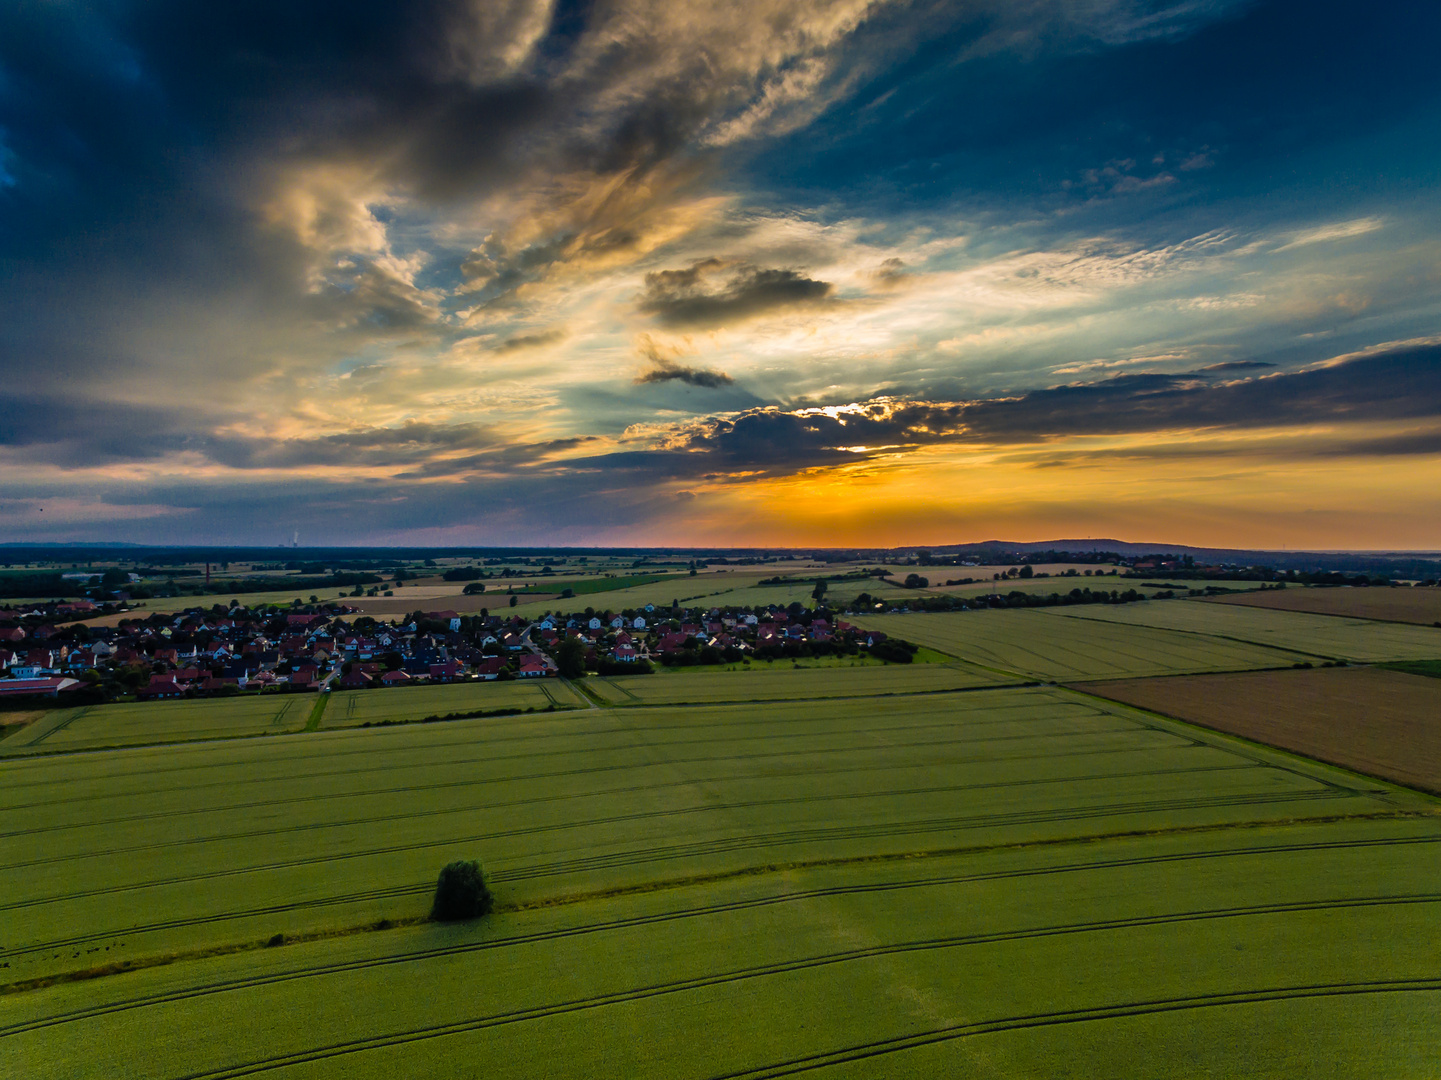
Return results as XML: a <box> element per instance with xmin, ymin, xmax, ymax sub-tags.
<box><xmin>2</xmin><ymin>0</ymin><xmax>1440</xmax><ymax>549</ymax></box>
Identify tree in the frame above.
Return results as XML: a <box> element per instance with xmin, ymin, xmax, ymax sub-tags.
<box><xmin>811</xmin><ymin>580</ymin><xmax>827</xmax><ymax>601</ymax></box>
<box><xmin>556</xmin><ymin>636</ymin><xmax>586</xmax><ymax>678</ymax></box>
<box><xmin>509</xmin><ymin>594</ymin><xmax>518</xmax><ymax>608</ymax></box>
<box><xmin>1018</xmin><ymin>565</ymin><xmax>1033</xmax><ymax>579</ymax></box>
<box><xmin>431</xmin><ymin>859</ymin><xmax>493</xmax><ymax>920</ymax></box>
<box><xmin>903</xmin><ymin>573</ymin><xmax>928</xmax><ymax>589</ymax></box>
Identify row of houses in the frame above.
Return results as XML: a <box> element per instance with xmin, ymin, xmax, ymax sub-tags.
<box><xmin>0</xmin><ymin>601</ymin><xmax>557</xmax><ymax>700</ymax></box>
<box><xmin>0</xmin><ymin>596</ymin><xmax>886</xmax><ymax>701</ymax></box>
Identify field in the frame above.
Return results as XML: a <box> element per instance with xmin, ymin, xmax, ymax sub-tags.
<box><xmin>1381</xmin><ymin>659</ymin><xmax>1441</xmax><ymax>679</ymax></box>
<box><xmin>1209</xmin><ymin>586</ymin><xmax>1441</xmax><ymax>627</ymax></box>
<box><xmin>1078</xmin><ymin>666</ymin><xmax>1441</xmax><ymax>795</ymax></box>
<box><xmin>585</xmin><ymin>661</ymin><xmax>1009</xmax><ymax>706</ymax></box>
<box><xmin>1045</xmin><ymin>599</ymin><xmax>1441</xmax><ymax>662</ymax></box>
<box><xmin>323</xmin><ymin>681</ymin><xmax>585</xmax><ymax>727</ymax></box>
<box><xmin>1</xmin><ymin>676</ymin><xmax>1437</xmax><ymax>1078</ymax></box>
<box><xmin>0</xmin><ymin>694</ymin><xmax>313</xmax><ymax>756</ymax></box>
<box><xmin>852</xmin><ymin>609</ymin><xmax>1305</xmax><ymax>680</ymax></box>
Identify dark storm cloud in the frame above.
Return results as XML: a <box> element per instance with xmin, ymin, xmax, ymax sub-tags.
<box><xmin>494</xmin><ymin>328</ymin><xmax>567</xmax><ymax>353</ymax></box>
<box><xmin>635</xmin><ymin>360</ymin><xmax>736</xmax><ymax>388</ymax></box>
<box><xmin>639</xmin><ymin>262</ymin><xmax>834</xmax><ymax>328</ymax></box>
<box><xmin>959</xmin><ymin>344</ymin><xmax>1441</xmax><ymax>442</ymax></box>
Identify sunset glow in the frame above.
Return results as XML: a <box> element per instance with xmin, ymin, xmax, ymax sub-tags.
<box><xmin>2</xmin><ymin>2</ymin><xmax>1439</xmax><ymax>546</ymax></box>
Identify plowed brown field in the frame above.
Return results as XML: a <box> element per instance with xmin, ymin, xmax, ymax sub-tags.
<box><xmin>1208</xmin><ymin>586</ymin><xmax>1441</xmax><ymax>626</ymax></box>
<box><xmin>1077</xmin><ymin>665</ymin><xmax>1441</xmax><ymax>794</ymax></box>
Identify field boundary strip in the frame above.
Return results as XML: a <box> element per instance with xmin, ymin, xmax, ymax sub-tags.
<box><xmin>7</xmin><ymin>831</ymin><xmax>1437</xmax><ymax>1027</ymax></box>
<box><xmin>99</xmin><ymin>918</ymin><xmax>1441</xmax><ymax>1079</ymax></box>
<box><xmin>303</xmin><ymin>695</ymin><xmax>329</xmax><ymax>732</ymax></box>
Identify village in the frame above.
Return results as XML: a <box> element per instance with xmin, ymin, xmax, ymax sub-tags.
<box><xmin>0</xmin><ymin>596</ymin><xmax>891</xmax><ymax>704</ymax></box>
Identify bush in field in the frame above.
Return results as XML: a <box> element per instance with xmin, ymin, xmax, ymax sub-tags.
<box><xmin>431</xmin><ymin>860</ymin><xmax>493</xmax><ymax>921</ymax></box>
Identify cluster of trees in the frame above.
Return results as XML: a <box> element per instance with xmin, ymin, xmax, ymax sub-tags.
<box><xmin>857</xmin><ymin>587</ymin><xmax>1152</xmax><ymax>613</ymax></box>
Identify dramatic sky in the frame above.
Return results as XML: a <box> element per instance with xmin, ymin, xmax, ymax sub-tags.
<box><xmin>2</xmin><ymin>1</ymin><xmax>1440</xmax><ymax>547</ymax></box>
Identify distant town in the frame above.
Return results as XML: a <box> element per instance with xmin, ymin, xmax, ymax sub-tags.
<box><xmin>2</xmin><ymin>543</ymin><xmax>1436</xmax><ymax>707</ymax></box>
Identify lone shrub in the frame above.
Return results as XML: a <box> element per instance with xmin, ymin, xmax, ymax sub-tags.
<box><xmin>431</xmin><ymin>860</ymin><xmax>493</xmax><ymax>921</ymax></box>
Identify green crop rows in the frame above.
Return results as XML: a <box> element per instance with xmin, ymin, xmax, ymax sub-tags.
<box><xmin>2</xmin><ymin>615</ymin><xmax>1438</xmax><ymax>1077</ymax></box>
<box><xmin>0</xmin><ymin>694</ymin><xmax>311</xmax><ymax>756</ymax></box>
<box><xmin>587</xmin><ymin>661</ymin><xmax>1010</xmax><ymax>706</ymax></box>
<box><xmin>1046</xmin><ymin>600</ymin><xmax>1441</xmax><ymax>663</ymax></box>
<box><xmin>323</xmin><ymin>681</ymin><xmax>585</xmax><ymax>728</ymax></box>
<box><xmin>855</xmin><ymin>609</ymin><xmax>1309</xmax><ymax>680</ymax></box>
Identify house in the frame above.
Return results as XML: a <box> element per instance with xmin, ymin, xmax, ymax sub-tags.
<box><xmin>588</xmin><ymin>617</ymin><xmax>603</xmax><ymax>631</ymax></box>
<box><xmin>380</xmin><ymin>669</ymin><xmax>411</xmax><ymax>686</ymax></box>
<box><xmin>610</xmin><ymin>644</ymin><xmax>638</xmax><ymax>663</ymax></box>
<box><xmin>517</xmin><ymin>656</ymin><xmax>551</xmax><ymax>678</ymax></box>
<box><xmin>475</xmin><ymin>656</ymin><xmax>506</xmax><ymax>680</ymax></box>
<box><xmin>429</xmin><ymin>660</ymin><xmax>464</xmax><ymax>683</ymax></box>
<box><xmin>337</xmin><ymin>669</ymin><xmax>372</xmax><ymax>690</ymax></box>
<box><xmin>426</xmin><ymin>611</ymin><xmax>463</xmax><ymax>632</ymax></box>
<box><xmin>137</xmin><ymin>677</ymin><xmax>184</xmax><ymax>700</ymax></box>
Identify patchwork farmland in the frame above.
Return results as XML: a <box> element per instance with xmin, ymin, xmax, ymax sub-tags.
<box><xmin>2</xmin><ymin>596</ymin><xmax>1438</xmax><ymax>1077</ymax></box>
